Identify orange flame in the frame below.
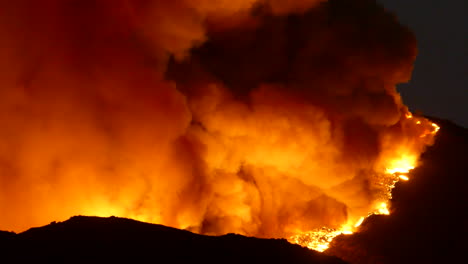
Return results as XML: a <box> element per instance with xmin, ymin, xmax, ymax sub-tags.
<box><xmin>399</xmin><ymin>175</ymin><xmax>409</xmax><ymax>181</ymax></box>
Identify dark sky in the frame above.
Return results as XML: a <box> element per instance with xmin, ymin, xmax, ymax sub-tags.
<box><xmin>378</xmin><ymin>0</ymin><xmax>467</xmax><ymax>128</ymax></box>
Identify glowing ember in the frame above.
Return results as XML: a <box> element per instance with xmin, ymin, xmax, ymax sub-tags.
<box><xmin>399</xmin><ymin>175</ymin><xmax>409</xmax><ymax>181</ymax></box>
<box><xmin>354</xmin><ymin>217</ymin><xmax>365</xmax><ymax>228</ymax></box>
<box><xmin>432</xmin><ymin>123</ymin><xmax>441</xmax><ymax>134</ymax></box>
<box><xmin>376</xmin><ymin>203</ymin><xmax>390</xmax><ymax>215</ymax></box>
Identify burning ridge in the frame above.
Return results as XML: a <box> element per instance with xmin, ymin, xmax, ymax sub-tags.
<box><xmin>0</xmin><ymin>0</ymin><xmax>438</xmax><ymax>251</ymax></box>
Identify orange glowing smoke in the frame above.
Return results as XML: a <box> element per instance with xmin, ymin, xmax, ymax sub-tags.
<box><xmin>0</xmin><ymin>0</ymin><xmax>438</xmax><ymax>251</ymax></box>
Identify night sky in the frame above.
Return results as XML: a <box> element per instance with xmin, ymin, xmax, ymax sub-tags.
<box><xmin>378</xmin><ymin>0</ymin><xmax>467</xmax><ymax>128</ymax></box>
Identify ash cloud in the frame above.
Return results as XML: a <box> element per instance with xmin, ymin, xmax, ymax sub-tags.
<box><xmin>0</xmin><ymin>0</ymin><xmax>431</xmax><ymax>238</ymax></box>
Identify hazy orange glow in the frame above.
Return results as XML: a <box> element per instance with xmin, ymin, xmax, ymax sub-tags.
<box><xmin>0</xmin><ymin>0</ymin><xmax>439</xmax><ymax>253</ymax></box>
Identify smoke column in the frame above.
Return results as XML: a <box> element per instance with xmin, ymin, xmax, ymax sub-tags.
<box><xmin>0</xmin><ymin>0</ymin><xmax>436</xmax><ymax>240</ymax></box>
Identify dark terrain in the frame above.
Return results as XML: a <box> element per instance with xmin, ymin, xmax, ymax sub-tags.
<box><xmin>0</xmin><ymin>215</ymin><xmax>345</xmax><ymax>264</ymax></box>
<box><xmin>0</xmin><ymin>117</ymin><xmax>466</xmax><ymax>264</ymax></box>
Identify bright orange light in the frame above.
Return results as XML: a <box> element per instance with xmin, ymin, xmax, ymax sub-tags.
<box><xmin>354</xmin><ymin>217</ymin><xmax>365</xmax><ymax>228</ymax></box>
<box><xmin>376</xmin><ymin>202</ymin><xmax>390</xmax><ymax>215</ymax></box>
<box><xmin>399</xmin><ymin>175</ymin><xmax>409</xmax><ymax>181</ymax></box>
<box><xmin>288</xmin><ymin>227</ymin><xmax>353</xmax><ymax>252</ymax></box>
<box><xmin>431</xmin><ymin>123</ymin><xmax>440</xmax><ymax>134</ymax></box>
<box><xmin>385</xmin><ymin>155</ymin><xmax>416</xmax><ymax>174</ymax></box>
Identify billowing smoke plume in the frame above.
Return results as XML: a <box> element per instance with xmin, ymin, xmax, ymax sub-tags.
<box><xmin>0</xmin><ymin>0</ymin><xmax>436</xmax><ymax>238</ymax></box>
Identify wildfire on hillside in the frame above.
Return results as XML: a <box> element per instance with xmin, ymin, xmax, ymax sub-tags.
<box><xmin>0</xmin><ymin>0</ymin><xmax>438</xmax><ymax>252</ymax></box>
<box><xmin>289</xmin><ymin>114</ymin><xmax>439</xmax><ymax>251</ymax></box>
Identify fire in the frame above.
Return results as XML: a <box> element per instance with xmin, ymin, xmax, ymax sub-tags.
<box><xmin>289</xmin><ymin>228</ymin><xmax>353</xmax><ymax>252</ymax></box>
<box><xmin>399</xmin><ymin>175</ymin><xmax>409</xmax><ymax>181</ymax></box>
<box><xmin>0</xmin><ymin>0</ymin><xmax>440</xmax><ymax>254</ymax></box>
<box><xmin>376</xmin><ymin>202</ymin><xmax>390</xmax><ymax>215</ymax></box>
<box><xmin>287</xmin><ymin>113</ymin><xmax>440</xmax><ymax>251</ymax></box>
<box><xmin>354</xmin><ymin>217</ymin><xmax>365</xmax><ymax>228</ymax></box>
<box><xmin>432</xmin><ymin>123</ymin><xmax>441</xmax><ymax>134</ymax></box>
<box><xmin>386</xmin><ymin>157</ymin><xmax>416</xmax><ymax>174</ymax></box>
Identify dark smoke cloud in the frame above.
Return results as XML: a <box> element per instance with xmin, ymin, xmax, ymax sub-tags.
<box><xmin>0</xmin><ymin>0</ymin><xmax>432</xmax><ymax>239</ymax></box>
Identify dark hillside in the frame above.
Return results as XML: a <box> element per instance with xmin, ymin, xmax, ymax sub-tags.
<box><xmin>0</xmin><ymin>215</ymin><xmax>345</xmax><ymax>264</ymax></box>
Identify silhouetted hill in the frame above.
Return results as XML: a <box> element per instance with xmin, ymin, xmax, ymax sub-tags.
<box><xmin>0</xmin><ymin>230</ymin><xmax>15</xmax><ymax>240</ymax></box>
<box><xmin>327</xmin><ymin>117</ymin><xmax>468</xmax><ymax>263</ymax></box>
<box><xmin>0</xmin><ymin>216</ymin><xmax>346</xmax><ymax>264</ymax></box>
